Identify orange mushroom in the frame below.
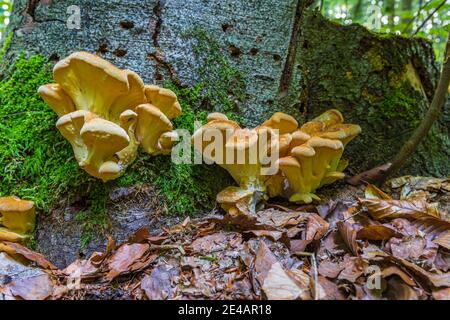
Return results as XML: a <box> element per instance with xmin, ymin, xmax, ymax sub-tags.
<box><xmin>38</xmin><ymin>52</ymin><xmax>182</xmax><ymax>181</ymax></box>
<box><xmin>0</xmin><ymin>196</ymin><xmax>36</xmax><ymax>243</ymax></box>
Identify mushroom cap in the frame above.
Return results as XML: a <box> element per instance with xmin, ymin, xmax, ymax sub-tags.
<box><xmin>307</xmin><ymin>136</ymin><xmax>343</xmax><ymax>150</ymax></box>
<box><xmin>207</xmin><ymin>112</ymin><xmax>229</xmax><ymax>122</ymax></box>
<box><xmin>291</xmin><ymin>130</ymin><xmax>311</xmax><ymax>147</ymax></box>
<box><xmin>225</xmin><ymin>128</ymin><xmax>258</xmax><ymax>151</ymax></box>
<box><xmin>291</xmin><ymin>145</ymin><xmax>316</xmax><ymax>158</ymax></box>
<box><xmin>261</xmin><ymin>112</ymin><xmax>298</xmax><ymax>134</ymax></box>
<box><xmin>310</xmin><ymin>109</ymin><xmax>343</xmax><ymax>126</ymax></box>
<box><xmin>192</xmin><ymin>119</ymin><xmax>240</xmax><ymax>152</ymax></box>
<box><xmin>80</xmin><ymin>117</ymin><xmax>130</xmax><ymax>151</ymax></box>
<box><xmin>98</xmin><ymin>161</ymin><xmax>121</xmax><ymax>175</ymax></box>
<box><xmin>0</xmin><ymin>227</ymin><xmax>28</xmax><ymax>243</ymax></box>
<box><xmin>0</xmin><ymin>196</ymin><xmax>34</xmax><ymax>213</ymax></box>
<box><xmin>300</xmin><ymin>121</ymin><xmax>325</xmax><ymax>135</ymax></box>
<box><xmin>53</xmin><ymin>51</ymin><xmax>145</xmax><ymax>121</ymax></box>
<box><xmin>144</xmin><ymin>85</ymin><xmax>182</xmax><ymax>120</ymax></box>
<box><xmin>38</xmin><ymin>83</ymin><xmax>75</xmax><ymax>117</ymax></box>
<box><xmin>317</xmin><ymin>124</ymin><xmax>362</xmax><ymax>143</ymax></box>
<box><xmin>277</xmin><ymin>156</ymin><xmax>301</xmax><ymax>169</ymax></box>
<box><xmin>159</xmin><ymin>131</ymin><xmax>179</xmax><ymax>150</ymax></box>
<box><xmin>0</xmin><ymin>196</ymin><xmax>36</xmax><ymax>234</ymax></box>
<box><xmin>135</xmin><ymin>103</ymin><xmax>174</xmax><ymax>154</ymax></box>
<box><xmin>216</xmin><ymin>187</ymin><xmax>254</xmax><ymax>204</ymax></box>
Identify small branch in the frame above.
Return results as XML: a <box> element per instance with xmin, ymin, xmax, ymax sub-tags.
<box><xmin>295</xmin><ymin>251</ymin><xmax>319</xmax><ymax>300</ymax></box>
<box><xmin>381</xmin><ymin>32</ymin><xmax>450</xmax><ymax>180</ymax></box>
<box><xmin>413</xmin><ymin>0</ymin><xmax>446</xmax><ymax>36</ymax></box>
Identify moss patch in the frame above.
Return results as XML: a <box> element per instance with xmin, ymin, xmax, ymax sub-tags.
<box><xmin>0</xmin><ymin>55</ymin><xmax>96</xmax><ymax>209</ymax></box>
<box><xmin>0</xmin><ymin>55</ymin><xmax>111</xmax><ymax>246</ymax></box>
<box><xmin>1</xmin><ymin>28</ymin><xmax>244</xmax><ymax>221</ymax></box>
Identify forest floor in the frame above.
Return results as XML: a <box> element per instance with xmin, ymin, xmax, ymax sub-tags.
<box><xmin>1</xmin><ymin>176</ymin><xmax>449</xmax><ymax>300</ymax></box>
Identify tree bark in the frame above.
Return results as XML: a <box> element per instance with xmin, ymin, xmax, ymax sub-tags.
<box><xmin>2</xmin><ymin>0</ymin><xmax>448</xmax><ymax>267</ymax></box>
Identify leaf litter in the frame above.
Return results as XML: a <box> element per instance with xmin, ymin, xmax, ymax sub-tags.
<box><xmin>0</xmin><ymin>176</ymin><xmax>449</xmax><ymax>300</ymax></box>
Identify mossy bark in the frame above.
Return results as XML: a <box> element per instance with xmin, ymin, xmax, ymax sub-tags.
<box><xmin>2</xmin><ymin>0</ymin><xmax>448</xmax><ymax>266</ymax></box>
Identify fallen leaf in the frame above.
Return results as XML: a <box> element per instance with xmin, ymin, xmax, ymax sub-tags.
<box><xmin>365</xmin><ymin>184</ymin><xmax>391</xmax><ymax>200</ymax></box>
<box><xmin>1</xmin><ymin>241</ymin><xmax>57</xmax><ymax>270</ymax></box>
<box><xmin>261</xmin><ymin>262</ymin><xmax>305</xmax><ymax>300</ymax></box>
<box><xmin>337</xmin><ymin>222</ymin><xmax>360</xmax><ymax>256</ymax></box>
<box><xmin>356</xmin><ymin>224</ymin><xmax>402</xmax><ymax>241</ymax></box>
<box><xmin>432</xmin><ymin>287</ymin><xmax>450</xmax><ymax>300</ymax></box>
<box><xmin>434</xmin><ymin>231</ymin><xmax>450</xmax><ymax>250</ymax></box>
<box><xmin>141</xmin><ymin>265</ymin><xmax>179</xmax><ymax>300</ymax></box>
<box><xmin>8</xmin><ymin>274</ymin><xmax>53</xmax><ymax>300</ymax></box>
<box><xmin>105</xmin><ymin>243</ymin><xmax>149</xmax><ymax>281</ymax></box>
<box><xmin>306</xmin><ymin>213</ymin><xmax>329</xmax><ymax>241</ymax></box>
<box><xmin>337</xmin><ymin>255</ymin><xmax>368</xmax><ymax>282</ymax></box>
<box><xmin>318</xmin><ymin>260</ymin><xmax>344</xmax><ymax>279</ymax></box>
<box><xmin>245</xmin><ymin>230</ymin><xmax>290</xmax><ymax>246</ymax></box>
<box><xmin>359</xmin><ymin>198</ymin><xmax>439</xmax><ymax>220</ymax></box>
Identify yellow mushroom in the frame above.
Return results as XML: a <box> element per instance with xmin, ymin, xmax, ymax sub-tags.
<box><xmin>275</xmin><ymin>109</ymin><xmax>361</xmax><ymax>203</ymax></box>
<box><xmin>0</xmin><ymin>197</ymin><xmax>35</xmax><ymax>243</ymax></box>
<box><xmin>80</xmin><ymin>117</ymin><xmax>130</xmax><ymax>181</ymax></box>
<box><xmin>135</xmin><ymin>103</ymin><xmax>174</xmax><ymax>155</ymax></box>
<box><xmin>193</xmin><ymin>113</ymin><xmax>287</xmax><ymax>213</ymax></box>
<box><xmin>38</xmin><ymin>52</ymin><xmax>182</xmax><ymax>181</ymax></box>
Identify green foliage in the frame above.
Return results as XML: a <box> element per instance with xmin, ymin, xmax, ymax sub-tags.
<box><xmin>0</xmin><ymin>55</ymin><xmax>96</xmax><ymax>210</ymax></box>
<box><xmin>0</xmin><ymin>0</ymin><xmax>12</xmax><ymax>39</ymax></box>
<box><xmin>322</xmin><ymin>0</ymin><xmax>449</xmax><ymax>60</ymax></box>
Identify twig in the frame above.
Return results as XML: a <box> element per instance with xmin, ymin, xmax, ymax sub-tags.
<box><xmin>402</xmin><ymin>0</ymin><xmax>430</xmax><ymax>34</ymax></box>
<box><xmin>413</xmin><ymin>0</ymin><xmax>446</xmax><ymax>36</ymax></box>
<box><xmin>295</xmin><ymin>251</ymin><xmax>319</xmax><ymax>300</ymax></box>
<box><xmin>381</xmin><ymin>32</ymin><xmax>450</xmax><ymax>181</ymax></box>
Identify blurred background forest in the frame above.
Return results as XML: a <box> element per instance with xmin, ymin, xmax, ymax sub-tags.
<box><xmin>3</xmin><ymin>0</ymin><xmax>447</xmax><ymax>60</ymax></box>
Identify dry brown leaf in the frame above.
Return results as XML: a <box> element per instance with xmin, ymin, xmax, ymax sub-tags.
<box><xmin>1</xmin><ymin>241</ymin><xmax>57</xmax><ymax>270</ymax></box>
<box><xmin>434</xmin><ymin>232</ymin><xmax>450</xmax><ymax>250</ymax></box>
<box><xmin>359</xmin><ymin>198</ymin><xmax>439</xmax><ymax>220</ymax></box>
<box><xmin>306</xmin><ymin>213</ymin><xmax>329</xmax><ymax>241</ymax></box>
<box><xmin>105</xmin><ymin>243</ymin><xmax>149</xmax><ymax>281</ymax></box>
<box><xmin>8</xmin><ymin>273</ymin><xmax>53</xmax><ymax>300</ymax></box>
<box><xmin>318</xmin><ymin>260</ymin><xmax>344</xmax><ymax>279</ymax></box>
<box><xmin>245</xmin><ymin>230</ymin><xmax>290</xmax><ymax>246</ymax></box>
<box><xmin>337</xmin><ymin>256</ymin><xmax>368</xmax><ymax>282</ymax></box>
<box><xmin>261</xmin><ymin>262</ymin><xmax>305</xmax><ymax>300</ymax></box>
<box><xmin>375</xmin><ymin>252</ymin><xmax>450</xmax><ymax>288</ymax></box>
<box><xmin>141</xmin><ymin>265</ymin><xmax>179</xmax><ymax>300</ymax></box>
<box><xmin>356</xmin><ymin>224</ymin><xmax>402</xmax><ymax>240</ymax></box>
<box><xmin>365</xmin><ymin>184</ymin><xmax>392</xmax><ymax>200</ymax></box>
<box><xmin>432</xmin><ymin>287</ymin><xmax>450</xmax><ymax>300</ymax></box>
<box><xmin>337</xmin><ymin>221</ymin><xmax>360</xmax><ymax>256</ymax></box>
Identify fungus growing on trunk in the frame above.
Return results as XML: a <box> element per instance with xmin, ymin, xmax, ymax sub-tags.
<box><xmin>38</xmin><ymin>52</ymin><xmax>182</xmax><ymax>181</ymax></box>
<box><xmin>193</xmin><ymin>112</ymin><xmax>296</xmax><ymax>213</ymax></box>
<box><xmin>0</xmin><ymin>196</ymin><xmax>36</xmax><ymax>243</ymax></box>
<box><xmin>277</xmin><ymin>109</ymin><xmax>361</xmax><ymax>203</ymax></box>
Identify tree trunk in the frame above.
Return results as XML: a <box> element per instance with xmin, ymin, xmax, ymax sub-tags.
<box><xmin>2</xmin><ymin>0</ymin><xmax>448</xmax><ymax>267</ymax></box>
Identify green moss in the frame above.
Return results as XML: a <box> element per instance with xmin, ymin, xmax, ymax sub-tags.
<box><xmin>181</xmin><ymin>27</ymin><xmax>245</xmax><ymax>121</ymax></box>
<box><xmin>0</xmin><ymin>54</ymin><xmax>97</xmax><ymax>211</ymax></box>
<box><xmin>376</xmin><ymin>88</ymin><xmax>419</xmax><ymax>124</ymax></box>
<box><xmin>0</xmin><ymin>54</ymin><xmax>113</xmax><ymax>248</ymax></box>
<box><xmin>0</xmin><ymin>32</ymin><xmax>12</xmax><ymax>62</ymax></box>
<box><xmin>117</xmin><ymin>28</ymin><xmax>245</xmax><ymax>215</ymax></box>
<box><xmin>75</xmin><ymin>184</ymin><xmax>111</xmax><ymax>249</ymax></box>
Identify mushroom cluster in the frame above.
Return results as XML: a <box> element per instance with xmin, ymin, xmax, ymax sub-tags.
<box><xmin>193</xmin><ymin>110</ymin><xmax>360</xmax><ymax>213</ymax></box>
<box><xmin>277</xmin><ymin>109</ymin><xmax>361</xmax><ymax>204</ymax></box>
<box><xmin>39</xmin><ymin>52</ymin><xmax>181</xmax><ymax>181</ymax></box>
<box><xmin>0</xmin><ymin>196</ymin><xmax>36</xmax><ymax>243</ymax></box>
<box><xmin>193</xmin><ymin>112</ymin><xmax>296</xmax><ymax>213</ymax></box>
